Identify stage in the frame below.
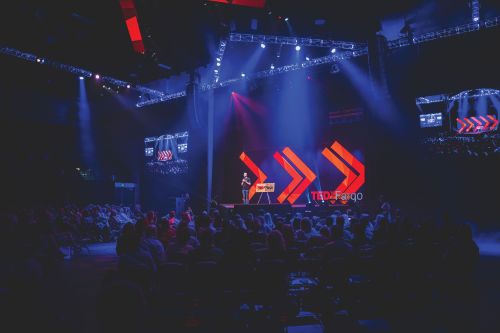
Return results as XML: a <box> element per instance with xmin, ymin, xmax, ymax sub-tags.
<box><xmin>219</xmin><ymin>203</ymin><xmax>351</xmax><ymax>216</ymax></box>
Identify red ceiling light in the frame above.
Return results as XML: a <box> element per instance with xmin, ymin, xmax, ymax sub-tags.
<box><xmin>207</xmin><ymin>0</ymin><xmax>266</xmax><ymax>8</ymax></box>
<box><xmin>119</xmin><ymin>0</ymin><xmax>145</xmax><ymax>54</ymax></box>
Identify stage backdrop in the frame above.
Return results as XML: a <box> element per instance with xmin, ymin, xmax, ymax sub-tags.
<box><xmin>212</xmin><ymin>72</ymin><xmax>367</xmax><ymax>205</ymax></box>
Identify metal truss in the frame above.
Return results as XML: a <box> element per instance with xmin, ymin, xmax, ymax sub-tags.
<box><xmin>137</xmin><ymin>48</ymin><xmax>369</xmax><ymax>106</ymax></box>
<box><xmin>388</xmin><ymin>16</ymin><xmax>499</xmax><ymax>49</ymax></box>
<box><xmin>471</xmin><ymin>0</ymin><xmax>480</xmax><ymax>22</ymax></box>
<box><xmin>449</xmin><ymin>88</ymin><xmax>499</xmax><ymax>100</ymax></box>
<box><xmin>0</xmin><ymin>46</ymin><xmax>165</xmax><ymax>98</ymax></box>
<box><xmin>136</xmin><ymin>90</ymin><xmax>186</xmax><ymax>107</ymax></box>
<box><xmin>212</xmin><ymin>39</ymin><xmax>227</xmax><ymax>84</ymax></box>
<box><xmin>136</xmin><ymin>15</ymin><xmax>500</xmax><ymax>107</ymax></box>
<box><xmin>416</xmin><ymin>89</ymin><xmax>500</xmax><ymax>105</ymax></box>
<box><xmin>229</xmin><ymin>33</ymin><xmax>366</xmax><ymax>50</ymax></box>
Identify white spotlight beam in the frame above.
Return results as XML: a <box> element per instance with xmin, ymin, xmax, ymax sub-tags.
<box><xmin>0</xmin><ymin>46</ymin><xmax>165</xmax><ymax>98</ymax></box>
<box><xmin>229</xmin><ymin>33</ymin><xmax>366</xmax><ymax>50</ymax></box>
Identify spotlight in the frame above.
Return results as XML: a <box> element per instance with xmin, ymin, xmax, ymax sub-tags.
<box><xmin>270</xmin><ymin>64</ymin><xmax>275</xmax><ymax>70</ymax></box>
<box><xmin>285</xmin><ymin>17</ymin><xmax>289</xmax><ymax>22</ymax></box>
<box><xmin>216</xmin><ymin>57</ymin><xmax>221</xmax><ymax>62</ymax></box>
<box><xmin>295</xmin><ymin>45</ymin><xmax>301</xmax><ymax>51</ymax></box>
<box><xmin>126</xmin><ymin>84</ymin><xmax>131</xmax><ymax>89</ymax></box>
<box><xmin>36</xmin><ymin>58</ymin><xmax>41</xmax><ymax>63</ymax></box>
<box><xmin>331</xmin><ymin>48</ymin><xmax>337</xmax><ymax>53</ymax></box>
<box><xmin>305</xmin><ymin>56</ymin><xmax>310</xmax><ymax>61</ymax></box>
<box><xmin>79</xmin><ymin>76</ymin><xmax>84</xmax><ymax>80</ymax></box>
<box><xmin>260</xmin><ymin>43</ymin><xmax>266</xmax><ymax>48</ymax></box>
<box><xmin>214</xmin><ymin>69</ymin><xmax>218</xmax><ymax>73</ymax></box>
<box><xmin>473</xmin><ymin>17</ymin><xmax>479</xmax><ymax>22</ymax></box>
<box><xmin>95</xmin><ymin>74</ymin><xmax>100</xmax><ymax>79</ymax></box>
<box><xmin>216</xmin><ymin>62</ymin><xmax>221</xmax><ymax>66</ymax></box>
<box><xmin>241</xmin><ymin>73</ymin><xmax>246</xmax><ymax>77</ymax></box>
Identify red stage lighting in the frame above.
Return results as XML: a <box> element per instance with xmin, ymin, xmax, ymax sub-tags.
<box><xmin>207</xmin><ymin>0</ymin><xmax>266</xmax><ymax>8</ymax></box>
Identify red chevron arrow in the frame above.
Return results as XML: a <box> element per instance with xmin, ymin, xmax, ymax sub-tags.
<box><xmin>322</xmin><ymin>141</ymin><xmax>365</xmax><ymax>204</ymax></box>
<box><xmin>480</xmin><ymin>116</ymin><xmax>490</xmax><ymax>130</ymax></box>
<box><xmin>464</xmin><ymin>118</ymin><xmax>474</xmax><ymax>132</ymax></box>
<box><xmin>331</xmin><ymin>142</ymin><xmax>365</xmax><ymax>195</ymax></box>
<box><xmin>239</xmin><ymin>152</ymin><xmax>267</xmax><ymax>200</ymax></box>
<box><xmin>321</xmin><ymin>147</ymin><xmax>357</xmax><ymax>202</ymax></box>
<box><xmin>281</xmin><ymin>147</ymin><xmax>316</xmax><ymax>204</ymax></box>
<box><xmin>457</xmin><ymin>118</ymin><xmax>466</xmax><ymax>134</ymax></box>
<box><xmin>471</xmin><ymin>117</ymin><xmax>482</xmax><ymax>132</ymax></box>
<box><xmin>487</xmin><ymin>115</ymin><xmax>498</xmax><ymax>130</ymax></box>
<box><xmin>273</xmin><ymin>152</ymin><xmax>303</xmax><ymax>204</ymax></box>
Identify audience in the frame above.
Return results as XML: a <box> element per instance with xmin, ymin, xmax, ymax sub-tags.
<box><xmin>0</xmin><ymin>197</ymin><xmax>483</xmax><ymax>332</ymax></box>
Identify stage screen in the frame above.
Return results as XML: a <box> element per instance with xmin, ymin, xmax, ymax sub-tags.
<box><xmin>419</xmin><ymin>113</ymin><xmax>443</xmax><ymax>128</ymax></box>
<box><xmin>144</xmin><ymin>131</ymin><xmax>188</xmax><ymax>176</ymax></box>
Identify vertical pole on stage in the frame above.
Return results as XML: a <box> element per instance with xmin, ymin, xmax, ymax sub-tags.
<box><xmin>207</xmin><ymin>89</ymin><xmax>214</xmax><ymax>211</ymax></box>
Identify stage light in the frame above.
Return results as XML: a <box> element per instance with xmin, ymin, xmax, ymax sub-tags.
<box><xmin>295</xmin><ymin>45</ymin><xmax>301</xmax><ymax>51</ymax></box>
<box><xmin>241</xmin><ymin>73</ymin><xmax>246</xmax><ymax>77</ymax></box>
<box><xmin>285</xmin><ymin>17</ymin><xmax>289</xmax><ymax>22</ymax></box>
<box><xmin>270</xmin><ymin>64</ymin><xmax>275</xmax><ymax>70</ymax></box>
<box><xmin>126</xmin><ymin>84</ymin><xmax>131</xmax><ymax>88</ymax></box>
<box><xmin>216</xmin><ymin>57</ymin><xmax>221</xmax><ymax>62</ymax></box>
<box><xmin>331</xmin><ymin>48</ymin><xmax>337</xmax><ymax>53</ymax></box>
<box><xmin>216</xmin><ymin>62</ymin><xmax>221</xmax><ymax>66</ymax></box>
<box><xmin>473</xmin><ymin>17</ymin><xmax>479</xmax><ymax>22</ymax></box>
<box><xmin>79</xmin><ymin>76</ymin><xmax>84</xmax><ymax>80</ymax></box>
<box><xmin>36</xmin><ymin>58</ymin><xmax>41</xmax><ymax>63</ymax></box>
<box><xmin>214</xmin><ymin>69</ymin><xmax>218</xmax><ymax>73</ymax></box>
<box><xmin>95</xmin><ymin>74</ymin><xmax>100</xmax><ymax>79</ymax></box>
<box><xmin>305</xmin><ymin>56</ymin><xmax>310</xmax><ymax>61</ymax></box>
<box><xmin>260</xmin><ymin>43</ymin><xmax>266</xmax><ymax>48</ymax></box>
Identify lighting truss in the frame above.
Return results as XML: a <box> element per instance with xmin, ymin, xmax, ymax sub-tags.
<box><xmin>415</xmin><ymin>94</ymin><xmax>450</xmax><ymax>105</ymax></box>
<box><xmin>387</xmin><ymin>16</ymin><xmax>499</xmax><ymax>49</ymax></box>
<box><xmin>229</xmin><ymin>33</ymin><xmax>366</xmax><ymax>50</ymax></box>
<box><xmin>137</xmin><ymin>48</ymin><xmax>370</xmax><ymax>106</ymax></box>
<box><xmin>449</xmin><ymin>88</ymin><xmax>499</xmax><ymax>100</ymax></box>
<box><xmin>136</xmin><ymin>15</ymin><xmax>500</xmax><ymax>107</ymax></box>
<box><xmin>416</xmin><ymin>89</ymin><xmax>500</xmax><ymax>105</ymax></box>
<box><xmin>471</xmin><ymin>0</ymin><xmax>480</xmax><ymax>22</ymax></box>
<box><xmin>136</xmin><ymin>91</ymin><xmax>187</xmax><ymax>107</ymax></box>
<box><xmin>0</xmin><ymin>46</ymin><xmax>165</xmax><ymax>98</ymax></box>
<box><xmin>212</xmin><ymin>39</ymin><xmax>227</xmax><ymax>84</ymax></box>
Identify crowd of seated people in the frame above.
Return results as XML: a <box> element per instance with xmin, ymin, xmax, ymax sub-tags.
<box><xmin>103</xmin><ymin>200</ymin><xmax>480</xmax><ymax>332</ymax></box>
<box><xmin>0</xmin><ymin>199</ymin><xmax>481</xmax><ymax>332</ymax></box>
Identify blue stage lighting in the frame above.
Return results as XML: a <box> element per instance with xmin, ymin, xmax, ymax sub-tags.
<box><xmin>260</xmin><ymin>43</ymin><xmax>266</xmax><ymax>48</ymax></box>
<box><xmin>216</xmin><ymin>62</ymin><xmax>221</xmax><ymax>66</ymax></box>
<box><xmin>241</xmin><ymin>73</ymin><xmax>246</xmax><ymax>77</ymax></box>
<box><xmin>79</xmin><ymin>76</ymin><xmax>84</xmax><ymax>80</ymax></box>
<box><xmin>95</xmin><ymin>74</ymin><xmax>100</xmax><ymax>79</ymax></box>
<box><xmin>270</xmin><ymin>64</ymin><xmax>275</xmax><ymax>70</ymax></box>
<box><xmin>306</xmin><ymin>56</ymin><xmax>310</xmax><ymax>61</ymax></box>
<box><xmin>126</xmin><ymin>84</ymin><xmax>131</xmax><ymax>89</ymax></box>
<box><xmin>295</xmin><ymin>45</ymin><xmax>301</xmax><ymax>51</ymax></box>
<box><xmin>285</xmin><ymin>17</ymin><xmax>289</xmax><ymax>22</ymax></box>
<box><xmin>331</xmin><ymin>48</ymin><xmax>337</xmax><ymax>53</ymax></box>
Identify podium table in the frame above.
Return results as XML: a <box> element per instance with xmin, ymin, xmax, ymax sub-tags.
<box><xmin>255</xmin><ymin>183</ymin><xmax>275</xmax><ymax>204</ymax></box>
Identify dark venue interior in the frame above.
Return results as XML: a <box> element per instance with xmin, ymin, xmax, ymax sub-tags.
<box><xmin>0</xmin><ymin>1</ymin><xmax>499</xmax><ymax>332</ymax></box>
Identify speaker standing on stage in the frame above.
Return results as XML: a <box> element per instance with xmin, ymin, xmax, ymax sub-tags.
<box><xmin>241</xmin><ymin>172</ymin><xmax>251</xmax><ymax>204</ymax></box>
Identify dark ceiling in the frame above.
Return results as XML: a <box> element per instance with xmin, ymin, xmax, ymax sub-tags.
<box><xmin>1</xmin><ymin>0</ymin><xmax>499</xmax><ymax>84</ymax></box>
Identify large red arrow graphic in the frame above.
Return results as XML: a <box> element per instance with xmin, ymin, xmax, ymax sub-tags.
<box><xmin>239</xmin><ymin>152</ymin><xmax>267</xmax><ymax>200</ymax></box>
<box><xmin>322</xmin><ymin>141</ymin><xmax>365</xmax><ymax>202</ymax></box>
<box><xmin>282</xmin><ymin>147</ymin><xmax>316</xmax><ymax>204</ymax></box>
<box><xmin>273</xmin><ymin>152</ymin><xmax>302</xmax><ymax>204</ymax></box>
